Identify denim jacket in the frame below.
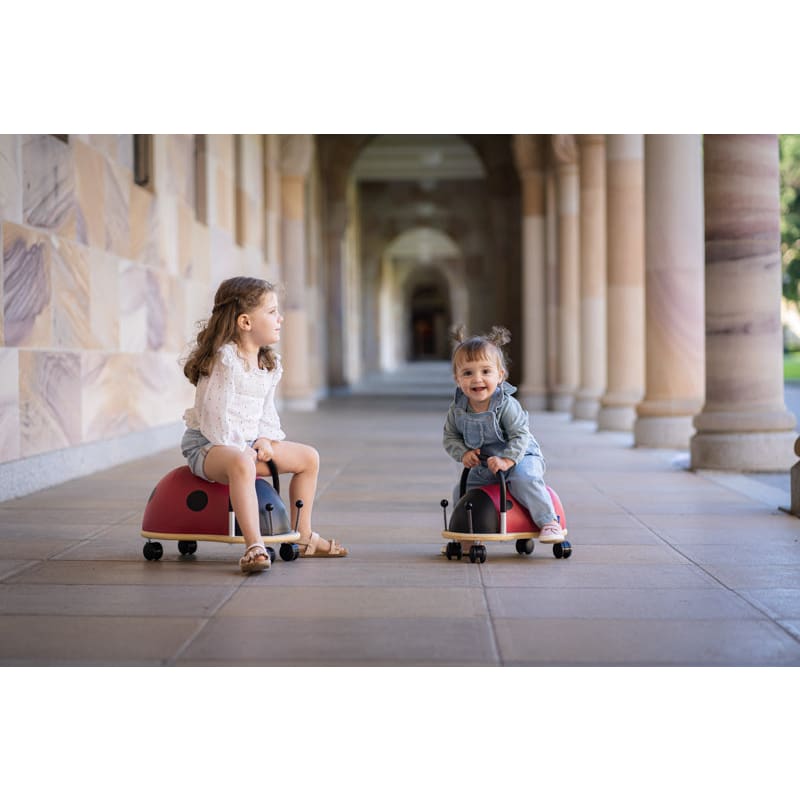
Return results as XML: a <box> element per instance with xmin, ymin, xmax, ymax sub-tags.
<box><xmin>442</xmin><ymin>381</ymin><xmax>541</xmax><ymax>465</ymax></box>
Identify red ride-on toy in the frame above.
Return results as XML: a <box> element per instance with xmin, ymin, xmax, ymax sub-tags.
<box><xmin>440</xmin><ymin>467</ymin><xmax>572</xmax><ymax>563</ymax></box>
<box><xmin>141</xmin><ymin>460</ymin><xmax>301</xmax><ymax>563</ymax></box>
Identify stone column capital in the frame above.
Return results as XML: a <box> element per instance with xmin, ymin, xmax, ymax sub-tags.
<box><xmin>550</xmin><ymin>134</ymin><xmax>578</xmax><ymax>166</ymax></box>
<box><xmin>577</xmin><ymin>134</ymin><xmax>606</xmax><ymax>148</ymax></box>
<box><xmin>280</xmin><ymin>134</ymin><xmax>314</xmax><ymax>176</ymax></box>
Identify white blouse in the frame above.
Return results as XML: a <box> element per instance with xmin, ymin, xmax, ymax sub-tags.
<box><xmin>183</xmin><ymin>343</ymin><xmax>286</xmax><ymax>450</ymax></box>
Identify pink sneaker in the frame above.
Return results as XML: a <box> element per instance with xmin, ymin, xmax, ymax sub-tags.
<box><xmin>538</xmin><ymin>521</ymin><xmax>565</xmax><ymax>544</ymax></box>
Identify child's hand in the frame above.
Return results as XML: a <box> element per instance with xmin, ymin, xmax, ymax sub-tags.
<box><xmin>462</xmin><ymin>449</ymin><xmax>481</xmax><ymax>468</ymax></box>
<box><xmin>254</xmin><ymin>438</ymin><xmax>274</xmax><ymax>462</ymax></box>
<box><xmin>487</xmin><ymin>456</ymin><xmax>514</xmax><ymax>474</ymax></box>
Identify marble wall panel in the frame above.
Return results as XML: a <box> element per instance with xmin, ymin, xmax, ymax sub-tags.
<box><xmin>177</xmin><ymin>200</ymin><xmax>194</xmax><ymax>277</ymax></box>
<box><xmin>19</xmin><ymin>350</ymin><xmax>81</xmax><ymax>456</ymax></box>
<box><xmin>0</xmin><ymin>348</ymin><xmax>20</xmax><ymax>462</ymax></box>
<box><xmin>119</xmin><ymin>262</ymin><xmax>148</xmax><ymax>352</ymax></box>
<box><xmin>209</xmin><ymin>227</ymin><xmax>236</xmax><ymax>287</ymax></box>
<box><xmin>155</xmin><ymin>135</ymin><xmax>194</xmax><ymax>206</ymax></box>
<box><xmin>131</xmin><ymin>351</ymin><xmax>190</xmax><ymax>430</ymax></box>
<box><xmin>151</xmin><ymin>271</ymin><xmax>183</xmax><ymax>353</ymax></box>
<box><xmin>89</xmin><ymin>250</ymin><xmax>120</xmax><ymax>349</ymax></box>
<box><xmin>51</xmin><ymin>237</ymin><xmax>92</xmax><ymax>349</ymax></box>
<box><xmin>21</xmin><ymin>135</ymin><xmax>77</xmax><ymax>239</ymax></box>
<box><xmin>73</xmin><ymin>140</ymin><xmax>106</xmax><ymax>250</ymax></box>
<box><xmin>190</xmin><ymin>220</ymin><xmax>211</xmax><ymax>284</ymax></box>
<box><xmin>104</xmin><ymin>158</ymin><xmax>131</xmax><ymax>257</ymax></box>
<box><xmin>183</xmin><ymin>279</ymin><xmax>213</xmax><ymax>349</ymax></box>
<box><xmin>81</xmin><ymin>352</ymin><xmax>134</xmax><ymax>441</ymax></box>
<box><xmin>214</xmin><ymin>161</ymin><xmax>235</xmax><ymax>234</ymax></box>
<box><xmin>130</xmin><ymin>184</ymin><xmax>163</xmax><ymax>267</ymax></box>
<box><xmin>158</xmin><ymin>194</ymin><xmax>179</xmax><ymax>274</ymax></box>
<box><xmin>0</xmin><ymin>135</ymin><xmax>23</xmax><ymax>224</ymax></box>
<box><xmin>2</xmin><ymin>222</ymin><xmax>53</xmax><ymax>347</ymax></box>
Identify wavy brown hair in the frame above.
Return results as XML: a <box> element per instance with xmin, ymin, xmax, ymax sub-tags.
<box><xmin>183</xmin><ymin>277</ymin><xmax>278</xmax><ymax>385</ymax></box>
<box><xmin>449</xmin><ymin>323</ymin><xmax>511</xmax><ymax>376</ymax></box>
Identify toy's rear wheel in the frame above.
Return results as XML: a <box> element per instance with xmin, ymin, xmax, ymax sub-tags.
<box><xmin>516</xmin><ymin>538</ymin><xmax>534</xmax><ymax>555</ymax></box>
<box><xmin>553</xmin><ymin>541</ymin><xmax>572</xmax><ymax>559</ymax></box>
<box><xmin>143</xmin><ymin>541</ymin><xmax>163</xmax><ymax>561</ymax></box>
<box><xmin>265</xmin><ymin>546</ymin><xmax>277</xmax><ymax>563</ymax></box>
<box><xmin>178</xmin><ymin>540</ymin><xmax>197</xmax><ymax>556</ymax></box>
<box><xmin>446</xmin><ymin>541</ymin><xmax>462</xmax><ymax>560</ymax></box>
<box><xmin>469</xmin><ymin>544</ymin><xmax>487</xmax><ymax>564</ymax></box>
<box><xmin>280</xmin><ymin>543</ymin><xmax>300</xmax><ymax>561</ymax></box>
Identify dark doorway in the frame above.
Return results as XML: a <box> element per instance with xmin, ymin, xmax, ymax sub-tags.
<box><xmin>410</xmin><ymin>284</ymin><xmax>450</xmax><ymax>360</ymax></box>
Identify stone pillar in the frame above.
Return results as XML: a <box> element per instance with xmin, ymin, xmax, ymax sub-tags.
<box><xmin>279</xmin><ymin>134</ymin><xmax>316</xmax><ymax>410</ymax></box>
<box><xmin>573</xmin><ymin>135</ymin><xmax>607</xmax><ymax>421</ymax></box>
<box><xmin>598</xmin><ymin>136</ymin><xmax>645</xmax><ymax>431</ymax></box>
<box><xmin>551</xmin><ymin>135</ymin><xmax>580</xmax><ymax>413</ymax></box>
<box><xmin>691</xmin><ymin>134</ymin><xmax>796</xmax><ymax>470</ymax></box>
<box><xmin>545</xmin><ymin>166</ymin><xmax>559</xmax><ymax>407</ymax></box>
<box><xmin>263</xmin><ymin>135</ymin><xmax>282</xmax><ymax>277</ymax></box>
<box><xmin>512</xmin><ymin>134</ymin><xmax>548</xmax><ymax>410</ymax></box>
<box><xmin>634</xmin><ymin>135</ymin><xmax>705</xmax><ymax>448</ymax></box>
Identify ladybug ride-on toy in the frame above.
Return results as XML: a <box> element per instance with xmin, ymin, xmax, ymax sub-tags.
<box><xmin>440</xmin><ymin>467</ymin><xmax>572</xmax><ymax>563</ymax></box>
<box><xmin>141</xmin><ymin>459</ymin><xmax>301</xmax><ymax>563</ymax></box>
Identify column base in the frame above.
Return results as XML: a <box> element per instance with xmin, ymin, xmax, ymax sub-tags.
<box><xmin>551</xmin><ymin>392</ymin><xmax>574</xmax><ymax>413</ymax></box>
<box><xmin>518</xmin><ymin>387</ymin><xmax>548</xmax><ymax>411</ymax></box>
<box><xmin>572</xmin><ymin>396</ymin><xmax>600</xmax><ymax>421</ymax></box>
<box><xmin>690</xmin><ymin>430</ymin><xmax>797</xmax><ymax>471</ymax></box>
<box><xmin>597</xmin><ymin>405</ymin><xmax>636</xmax><ymax>432</ymax></box>
<box><xmin>634</xmin><ymin>415</ymin><xmax>694</xmax><ymax>449</ymax></box>
<box><xmin>280</xmin><ymin>395</ymin><xmax>319</xmax><ymax>412</ymax></box>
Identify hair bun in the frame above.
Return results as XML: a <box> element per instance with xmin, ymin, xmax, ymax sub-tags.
<box><xmin>487</xmin><ymin>326</ymin><xmax>511</xmax><ymax>347</ymax></box>
<box><xmin>449</xmin><ymin>323</ymin><xmax>467</xmax><ymax>346</ymax></box>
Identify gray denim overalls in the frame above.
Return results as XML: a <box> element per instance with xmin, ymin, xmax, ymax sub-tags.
<box><xmin>454</xmin><ymin>386</ymin><xmax>558</xmax><ymax>528</ymax></box>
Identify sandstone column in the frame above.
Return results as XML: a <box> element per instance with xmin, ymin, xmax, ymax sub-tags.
<box><xmin>597</xmin><ymin>135</ymin><xmax>645</xmax><ymax>431</ymax></box>
<box><xmin>279</xmin><ymin>134</ymin><xmax>316</xmax><ymax>410</ymax></box>
<box><xmin>545</xmin><ymin>165</ymin><xmax>559</xmax><ymax>407</ymax></box>
<box><xmin>634</xmin><ymin>135</ymin><xmax>705</xmax><ymax>448</ymax></box>
<box><xmin>512</xmin><ymin>135</ymin><xmax>548</xmax><ymax>410</ymax></box>
<box><xmin>573</xmin><ymin>135</ymin><xmax>607</xmax><ymax>420</ymax></box>
<box><xmin>551</xmin><ymin>135</ymin><xmax>580</xmax><ymax>413</ymax></box>
<box><xmin>691</xmin><ymin>134</ymin><xmax>796</xmax><ymax>470</ymax></box>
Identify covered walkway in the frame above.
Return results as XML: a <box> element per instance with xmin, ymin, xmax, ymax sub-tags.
<box><xmin>1</xmin><ymin>364</ymin><xmax>799</xmax><ymax>666</ymax></box>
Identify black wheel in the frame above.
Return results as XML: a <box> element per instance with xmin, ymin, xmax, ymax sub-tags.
<box><xmin>445</xmin><ymin>541</ymin><xmax>462</xmax><ymax>561</ymax></box>
<box><xmin>178</xmin><ymin>540</ymin><xmax>197</xmax><ymax>555</ymax></box>
<box><xmin>469</xmin><ymin>545</ymin><xmax>487</xmax><ymax>564</ymax></box>
<box><xmin>143</xmin><ymin>541</ymin><xmax>163</xmax><ymax>561</ymax></box>
<box><xmin>553</xmin><ymin>541</ymin><xmax>572</xmax><ymax>559</ymax></box>
<box><xmin>265</xmin><ymin>546</ymin><xmax>276</xmax><ymax>563</ymax></box>
<box><xmin>516</xmin><ymin>538</ymin><xmax>534</xmax><ymax>555</ymax></box>
<box><xmin>280</xmin><ymin>542</ymin><xmax>300</xmax><ymax>561</ymax></box>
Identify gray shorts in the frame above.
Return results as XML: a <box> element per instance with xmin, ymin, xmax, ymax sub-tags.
<box><xmin>181</xmin><ymin>428</ymin><xmax>214</xmax><ymax>481</ymax></box>
<box><xmin>181</xmin><ymin>429</ymin><xmax>257</xmax><ymax>482</ymax></box>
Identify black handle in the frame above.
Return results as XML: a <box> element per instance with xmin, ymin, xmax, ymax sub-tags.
<box><xmin>265</xmin><ymin>459</ymin><xmax>280</xmax><ymax>494</ymax></box>
<box><xmin>459</xmin><ymin>463</ymin><xmax>507</xmax><ymax>512</ymax></box>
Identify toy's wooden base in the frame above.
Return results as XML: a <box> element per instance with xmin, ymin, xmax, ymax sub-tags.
<box><xmin>441</xmin><ymin>528</ymin><xmax>569</xmax><ymax>543</ymax></box>
<box><xmin>141</xmin><ymin>530</ymin><xmax>300</xmax><ymax>545</ymax></box>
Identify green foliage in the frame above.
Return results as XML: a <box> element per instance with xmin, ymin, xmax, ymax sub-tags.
<box><xmin>785</xmin><ymin>351</ymin><xmax>800</xmax><ymax>381</ymax></box>
<box><xmin>780</xmin><ymin>134</ymin><xmax>800</xmax><ymax>306</ymax></box>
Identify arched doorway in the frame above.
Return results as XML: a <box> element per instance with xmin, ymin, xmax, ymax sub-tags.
<box><xmin>409</xmin><ymin>280</ymin><xmax>450</xmax><ymax>360</ymax></box>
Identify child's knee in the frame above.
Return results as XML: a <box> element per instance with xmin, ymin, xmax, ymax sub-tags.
<box><xmin>229</xmin><ymin>452</ymin><xmax>257</xmax><ymax>481</ymax></box>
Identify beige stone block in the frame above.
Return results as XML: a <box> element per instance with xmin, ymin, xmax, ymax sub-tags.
<box><xmin>51</xmin><ymin>236</ymin><xmax>92</xmax><ymax>349</ymax></box>
<box><xmin>130</xmin><ymin>184</ymin><xmax>162</xmax><ymax>267</ymax></box>
<box><xmin>190</xmin><ymin>220</ymin><xmax>211</xmax><ymax>284</ymax></box>
<box><xmin>214</xmin><ymin>164</ymin><xmax>235</xmax><ymax>234</ymax></box>
<box><xmin>158</xmin><ymin>193</ymin><xmax>179</xmax><ymax>274</ymax></box>
<box><xmin>88</xmin><ymin>135</ymin><xmax>121</xmax><ymax>161</ymax></box>
<box><xmin>0</xmin><ymin>135</ymin><xmax>23</xmax><ymax>224</ymax></box>
<box><xmin>21</xmin><ymin>135</ymin><xmax>77</xmax><ymax>238</ymax></box>
<box><xmin>183</xmin><ymin>279</ymin><xmax>212</xmax><ymax>347</ymax></box>
<box><xmin>119</xmin><ymin>262</ymin><xmax>148</xmax><ymax>352</ymax></box>
<box><xmin>73</xmin><ymin>140</ymin><xmax>106</xmax><ymax>249</ymax></box>
<box><xmin>0</xmin><ymin>348</ymin><xmax>20</xmax><ymax>462</ymax></box>
<box><xmin>104</xmin><ymin>159</ymin><xmax>131</xmax><ymax>256</ymax></box>
<box><xmin>81</xmin><ymin>352</ymin><xmax>134</xmax><ymax>441</ymax></box>
<box><xmin>209</xmin><ymin>227</ymin><xmax>235</xmax><ymax>286</ymax></box>
<box><xmin>176</xmin><ymin>200</ymin><xmax>194</xmax><ymax>277</ymax></box>
<box><xmin>2</xmin><ymin>222</ymin><xmax>53</xmax><ymax>347</ymax></box>
<box><xmin>19</xmin><ymin>350</ymin><xmax>81</xmax><ymax>456</ymax></box>
<box><xmin>89</xmin><ymin>250</ymin><xmax>120</xmax><ymax>349</ymax></box>
<box><xmin>208</xmin><ymin>134</ymin><xmax>234</xmax><ymax>165</ymax></box>
<box><xmin>131</xmin><ymin>351</ymin><xmax>189</xmax><ymax>429</ymax></box>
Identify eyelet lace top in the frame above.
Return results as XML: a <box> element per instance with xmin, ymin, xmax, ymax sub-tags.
<box><xmin>183</xmin><ymin>342</ymin><xmax>285</xmax><ymax>450</ymax></box>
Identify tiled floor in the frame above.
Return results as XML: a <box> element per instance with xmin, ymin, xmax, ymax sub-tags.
<box><xmin>1</xmin><ymin>387</ymin><xmax>800</xmax><ymax>666</ymax></box>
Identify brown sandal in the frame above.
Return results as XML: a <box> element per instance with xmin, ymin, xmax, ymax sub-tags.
<box><xmin>240</xmin><ymin>543</ymin><xmax>271</xmax><ymax>573</ymax></box>
<box><xmin>298</xmin><ymin>532</ymin><xmax>348</xmax><ymax>558</ymax></box>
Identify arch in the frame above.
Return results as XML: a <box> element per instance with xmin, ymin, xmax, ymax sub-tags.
<box><xmin>379</xmin><ymin>227</ymin><xmax>468</xmax><ymax>369</ymax></box>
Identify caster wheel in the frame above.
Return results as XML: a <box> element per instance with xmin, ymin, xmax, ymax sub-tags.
<box><xmin>516</xmin><ymin>538</ymin><xmax>534</xmax><ymax>555</ymax></box>
<box><xmin>178</xmin><ymin>540</ymin><xmax>197</xmax><ymax>556</ymax></box>
<box><xmin>280</xmin><ymin>542</ymin><xmax>301</xmax><ymax>561</ymax></box>
<box><xmin>265</xmin><ymin>546</ymin><xmax>276</xmax><ymax>563</ymax></box>
<box><xmin>469</xmin><ymin>545</ymin><xmax>487</xmax><ymax>564</ymax></box>
<box><xmin>553</xmin><ymin>541</ymin><xmax>572</xmax><ymax>559</ymax></box>
<box><xmin>445</xmin><ymin>541</ymin><xmax>462</xmax><ymax>561</ymax></box>
<box><xmin>143</xmin><ymin>541</ymin><xmax>163</xmax><ymax>561</ymax></box>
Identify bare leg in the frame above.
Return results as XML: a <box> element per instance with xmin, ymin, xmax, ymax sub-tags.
<box><xmin>204</xmin><ymin>445</ymin><xmax>268</xmax><ymax>565</ymax></box>
<box><xmin>269</xmin><ymin>440</ymin><xmax>340</xmax><ymax>553</ymax></box>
